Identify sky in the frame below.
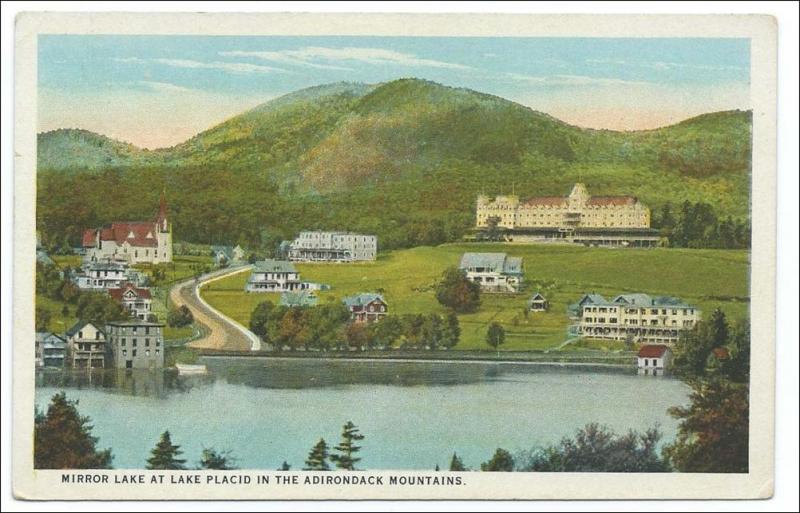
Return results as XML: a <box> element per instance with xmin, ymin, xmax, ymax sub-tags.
<box><xmin>38</xmin><ymin>35</ymin><xmax>750</xmax><ymax>149</ymax></box>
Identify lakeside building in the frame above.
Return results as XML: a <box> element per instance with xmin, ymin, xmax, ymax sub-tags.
<box><xmin>343</xmin><ymin>293</ymin><xmax>388</xmax><ymax>323</ymax></box>
<box><xmin>637</xmin><ymin>344</ymin><xmax>672</xmax><ymax>376</ymax></box>
<box><xmin>285</xmin><ymin>231</ymin><xmax>377</xmax><ymax>262</ymax></box>
<box><xmin>106</xmin><ymin>320</ymin><xmax>165</xmax><ymax>369</ymax></box>
<box><xmin>572</xmin><ymin>293</ymin><xmax>700</xmax><ymax>345</ymax></box>
<box><xmin>474</xmin><ymin>183</ymin><xmax>659</xmax><ymax>247</ymax></box>
<box><xmin>35</xmin><ymin>332</ymin><xmax>67</xmax><ymax>368</ymax></box>
<box><xmin>245</xmin><ymin>259</ymin><xmax>323</xmax><ymax>293</ymax></box>
<box><xmin>458</xmin><ymin>252</ymin><xmax>524</xmax><ymax>293</ymax></box>
<box><xmin>82</xmin><ymin>194</ymin><xmax>173</xmax><ymax>264</ymax></box>
<box><xmin>108</xmin><ymin>283</ymin><xmax>153</xmax><ymax>320</ymax></box>
<box><xmin>65</xmin><ymin>321</ymin><xmax>107</xmax><ymax>368</ymax></box>
<box><xmin>212</xmin><ymin>245</ymin><xmax>245</xmax><ymax>267</ymax></box>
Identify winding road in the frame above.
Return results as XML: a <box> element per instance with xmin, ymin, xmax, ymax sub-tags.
<box><xmin>169</xmin><ymin>265</ymin><xmax>261</xmax><ymax>351</ymax></box>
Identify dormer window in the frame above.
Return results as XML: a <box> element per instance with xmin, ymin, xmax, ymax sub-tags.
<box><xmin>146</xmin><ymin>232</ymin><xmax>153</xmax><ymax>238</ymax></box>
<box><xmin>128</xmin><ymin>231</ymin><xmax>135</xmax><ymax>239</ymax></box>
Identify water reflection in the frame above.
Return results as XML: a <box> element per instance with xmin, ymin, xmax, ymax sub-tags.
<box><xmin>36</xmin><ymin>358</ymin><xmax>643</xmax><ymax>399</ymax></box>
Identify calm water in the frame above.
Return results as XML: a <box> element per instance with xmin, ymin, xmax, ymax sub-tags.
<box><xmin>35</xmin><ymin>358</ymin><xmax>690</xmax><ymax>470</ymax></box>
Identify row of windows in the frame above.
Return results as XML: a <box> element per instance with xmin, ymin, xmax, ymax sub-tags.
<box><xmin>118</xmin><ymin>338</ymin><xmax>161</xmax><ymax>347</ymax></box>
<box><xmin>121</xmin><ymin>348</ymin><xmax>160</xmax><ymax>357</ymax></box>
<box><xmin>585</xmin><ymin>307</ymin><xmax>696</xmax><ymax>315</ymax></box>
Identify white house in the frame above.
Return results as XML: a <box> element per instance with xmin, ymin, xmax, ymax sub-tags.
<box><xmin>65</xmin><ymin>321</ymin><xmax>107</xmax><ymax>369</ymax></box>
<box><xmin>212</xmin><ymin>245</ymin><xmax>245</xmax><ymax>267</ymax></box>
<box><xmin>35</xmin><ymin>332</ymin><xmax>67</xmax><ymax>368</ymax></box>
<box><xmin>287</xmin><ymin>231</ymin><xmax>377</xmax><ymax>262</ymax></box>
<box><xmin>458</xmin><ymin>252</ymin><xmax>524</xmax><ymax>293</ymax></box>
<box><xmin>72</xmin><ymin>259</ymin><xmax>143</xmax><ymax>290</ymax></box>
<box><xmin>108</xmin><ymin>283</ymin><xmax>153</xmax><ymax>320</ymax></box>
<box><xmin>245</xmin><ymin>259</ymin><xmax>322</xmax><ymax>293</ymax></box>
<box><xmin>637</xmin><ymin>344</ymin><xmax>672</xmax><ymax>376</ymax></box>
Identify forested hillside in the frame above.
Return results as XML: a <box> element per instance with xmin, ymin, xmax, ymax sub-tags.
<box><xmin>36</xmin><ymin>79</ymin><xmax>752</xmax><ymax>252</ymax></box>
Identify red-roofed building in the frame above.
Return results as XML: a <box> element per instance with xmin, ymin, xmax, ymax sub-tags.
<box><xmin>83</xmin><ymin>193</ymin><xmax>173</xmax><ymax>264</ymax></box>
<box><xmin>108</xmin><ymin>283</ymin><xmax>153</xmax><ymax>320</ymax></box>
<box><xmin>637</xmin><ymin>344</ymin><xmax>673</xmax><ymax>375</ymax></box>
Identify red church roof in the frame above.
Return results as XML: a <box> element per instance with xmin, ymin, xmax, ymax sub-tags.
<box><xmin>638</xmin><ymin>344</ymin><xmax>670</xmax><ymax>358</ymax></box>
<box><xmin>523</xmin><ymin>196</ymin><xmax>567</xmax><ymax>207</ymax></box>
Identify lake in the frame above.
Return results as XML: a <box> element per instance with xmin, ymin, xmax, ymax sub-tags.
<box><xmin>35</xmin><ymin>357</ymin><xmax>690</xmax><ymax>470</ymax></box>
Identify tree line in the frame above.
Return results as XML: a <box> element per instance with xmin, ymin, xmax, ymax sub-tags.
<box><xmin>249</xmin><ymin>300</ymin><xmax>461</xmax><ymax>351</ymax></box>
<box><xmin>652</xmin><ymin>200</ymin><xmax>750</xmax><ymax>249</ymax></box>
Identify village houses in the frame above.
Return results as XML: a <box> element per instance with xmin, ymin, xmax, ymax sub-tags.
<box><xmin>71</xmin><ymin>259</ymin><xmax>146</xmax><ymax>290</ymax></box>
<box><xmin>343</xmin><ymin>293</ymin><xmax>388</xmax><ymax>323</ymax></box>
<box><xmin>573</xmin><ymin>293</ymin><xmax>700</xmax><ymax>345</ymax></box>
<box><xmin>35</xmin><ymin>332</ymin><xmax>67</xmax><ymax>368</ymax></box>
<box><xmin>245</xmin><ymin>259</ymin><xmax>322</xmax><ymax>293</ymax></box>
<box><xmin>108</xmin><ymin>283</ymin><xmax>153</xmax><ymax>320</ymax></box>
<box><xmin>82</xmin><ymin>193</ymin><xmax>173</xmax><ymax>264</ymax></box>
<box><xmin>528</xmin><ymin>292</ymin><xmax>549</xmax><ymax>312</ymax></box>
<box><xmin>285</xmin><ymin>231</ymin><xmax>377</xmax><ymax>262</ymax></box>
<box><xmin>65</xmin><ymin>320</ymin><xmax>107</xmax><ymax>369</ymax></box>
<box><xmin>459</xmin><ymin>252</ymin><xmax>524</xmax><ymax>293</ymax></box>
<box><xmin>212</xmin><ymin>245</ymin><xmax>245</xmax><ymax>267</ymax></box>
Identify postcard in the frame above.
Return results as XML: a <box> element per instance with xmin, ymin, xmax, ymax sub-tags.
<box><xmin>12</xmin><ymin>12</ymin><xmax>777</xmax><ymax>500</ymax></box>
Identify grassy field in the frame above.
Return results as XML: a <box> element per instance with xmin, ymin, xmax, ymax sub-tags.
<box><xmin>200</xmin><ymin>243</ymin><xmax>750</xmax><ymax>352</ymax></box>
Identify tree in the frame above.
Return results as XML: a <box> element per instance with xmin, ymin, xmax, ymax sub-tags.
<box><xmin>516</xmin><ymin>423</ymin><xmax>669</xmax><ymax>472</ymax></box>
<box><xmin>663</xmin><ymin>379</ymin><xmax>749</xmax><ymax>473</ymax></box>
<box><xmin>34</xmin><ymin>392</ymin><xmax>113</xmax><ymax>469</ymax></box>
<box><xmin>440</xmin><ymin>312</ymin><xmax>461</xmax><ymax>349</ymax></box>
<box><xmin>278</xmin><ymin>461</ymin><xmax>291</xmax><ymax>471</ymax></box>
<box><xmin>486</xmin><ymin>322</ymin><xmax>505</xmax><ymax>356</ymax></box>
<box><xmin>670</xmin><ymin>321</ymin><xmax>718</xmax><ymax>378</ymax></box>
<box><xmin>304</xmin><ymin>438</ymin><xmax>331</xmax><ymax>471</ymax></box>
<box><xmin>435</xmin><ymin>266</ymin><xmax>481</xmax><ymax>313</ymax></box>
<box><xmin>344</xmin><ymin>322</ymin><xmax>370</xmax><ymax>351</ymax></box>
<box><xmin>146</xmin><ymin>431</ymin><xmax>187</xmax><ymax>470</ymax></box>
<box><xmin>722</xmin><ymin>319</ymin><xmax>750</xmax><ymax>383</ymax></box>
<box><xmin>35</xmin><ymin>305</ymin><xmax>52</xmax><ymax>332</ymax></box>
<box><xmin>480</xmin><ymin>448</ymin><xmax>515</xmax><ymax>471</ymax></box>
<box><xmin>330</xmin><ymin>421</ymin><xmax>365</xmax><ymax>470</ymax></box>
<box><xmin>485</xmin><ymin>215</ymin><xmax>502</xmax><ymax>241</ymax></box>
<box><xmin>167</xmin><ymin>305</ymin><xmax>194</xmax><ymax>328</ymax></box>
<box><xmin>249</xmin><ymin>300</ymin><xmax>274</xmax><ymax>342</ymax></box>
<box><xmin>198</xmin><ymin>448</ymin><xmax>237</xmax><ymax>470</ymax></box>
<box><xmin>708</xmin><ymin>308</ymin><xmax>729</xmax><ymax>348</ymax></box>
<box><xmin>449</xmin><ymin>452</ymin><xmax>467</xmax><ymax>471</ymax></box>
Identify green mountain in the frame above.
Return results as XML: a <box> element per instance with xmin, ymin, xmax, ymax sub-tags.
<box><xmin>36</xmin><ymin>78</ymin><xmax>752</xmax><ymax>251</ymax></box>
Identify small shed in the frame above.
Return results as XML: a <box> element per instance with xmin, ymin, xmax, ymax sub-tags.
<box><xmin>637</xmin><ymin>344</ymin><xmax>672</xmax><ymax>376</ymax></box>
<box><xmin>528</xmin><ymin>292</ymin><xmax>549</xmax><ymax>312</ymax></box>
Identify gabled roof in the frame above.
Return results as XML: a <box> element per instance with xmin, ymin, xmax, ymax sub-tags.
<box><xmin>108</xmin><ymin>283</ymin><xmax>151</xmax><ymax>301</ymax></box>
<box><xmin>343</xmin><ymin>293</ymin><xmax>386</xmax><ymax>307</ymax></box>
<box><xmin>212</xmin><ymin>245</ymin><xmax>235</xmax><ymax>260</ymax></box>
<box><xmin>459</xmin><ymin>252</ymin><xmax>522</xmax><ymax>274</ymax></box>
<box><xmin>279</xmin><ymin>290</ymin><xmax>318</xmax><ymax>307</ymax></box>
<box><xmin>612</xmin><ymin>293</ymin><xmax>654</xmax><ymax>306</ymax></box>
<box><xmin>253</xmin><ymin>259</ymin><xmax>297</xmax><ymax>273</ymax></box>
<box><xmin>530</xmin><ymin>292</ymin><xmax>546</xmax><ymax>301</ymax></box>
<box><xmin>36</xmin><ymin>332</ymin><xmax>66</xmax><ymax>343</ymax></box>
<box><xmin>65</xmin><ymin>320</ymin><xmax>103</xmax><ymax>337</ymax></box>
<box><xmin>577</xmin><ymin>293</ymin><xmax>608</xmax><ymax>306</ymax></box>
<box><xmin>638</xmin><ymin>344</ymin><xmax>671</xmax><ymax>358</ymax></box>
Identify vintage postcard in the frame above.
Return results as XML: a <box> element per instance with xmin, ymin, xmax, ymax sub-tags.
<box><xmin>13</xmin><ymin>12</ymin><xmax>777</xmax><ymax>500</ymax></box>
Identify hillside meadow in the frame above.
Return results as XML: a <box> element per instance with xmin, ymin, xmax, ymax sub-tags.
<box><xmin>200</xmin><ymin>243</ymin><xmax>750</xmax><ymax>352</ymax></box>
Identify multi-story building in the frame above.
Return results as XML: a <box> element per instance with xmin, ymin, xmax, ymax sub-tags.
<box><xmin>286</xmin><ymin>231</ymin><xmax>377</xmax><ymax>262</ymax></box>
<box><xmin>475</xmin><ymin>183</ymin><xmax>659</xmax><ymax>247</ymax></box>
<box><xmin>65</xmin><ymin>321</ymin><xmax>107</xmax><ymax>368</ymax></box>
<box><xmin>72</xmin><ymin>259</ymin><xmax>145</xmax><ymax>290</ymax></box>
<box><xmin>35</xmin><ymin>332</ymin><xmax>67</xmax><ymax>368</ymax></box>
<box><xmin>343</xmin><ymin>293</ymin><xmax>388</xmax><ymax>323</ymax></box>
<box><xmin>245</xmin><ymin>260</ymin><xmax>322</xmax><ymax>293</ymax></box>
<box><xmin>108</xmin><ymin>283</ymin><xmax>153</xmax><ymax>320</ymax></box>
<box><xmin>573</xmin><ymin>293</ymin><xmax>701</xmax><ymax>345</ymax></box>
<box><xmin>106</xmin><ymin>320</ymin><xmax>165</xmax><ymax>369</ymax></box>
<box><xmin>458</xmin><ymin>252</ymin><xmax>524</xmax><ymax>293</ymax></box>
<box><xmin>82</xmin><ymin>194</ymin><xmax>172</xmax><ymax>264</ymax></box>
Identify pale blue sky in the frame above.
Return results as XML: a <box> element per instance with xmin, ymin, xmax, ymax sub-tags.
<box><xmin>38</xmin><ymin>35</ymin><xmax>750</xmax><ymax>148</ymax></box>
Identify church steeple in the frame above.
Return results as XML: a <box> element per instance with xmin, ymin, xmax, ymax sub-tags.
<box><xmin>156</xmin><ymin>190</ymin><xmax>169</xmax><ymax>232</ymax></box>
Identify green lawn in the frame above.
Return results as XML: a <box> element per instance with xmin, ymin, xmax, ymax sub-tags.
<box><xmin>36</xmin><ymin>295</ymin><xmax>79</xmax><ymax>333</ymax></box>
<box><xmin>200</xmin><ymin>243</ymin><xmax>749</xmax><ymax>352</ymax></box>
<box><xmin>134</xmin><ymin>255</ymin><xmax>214</xmax><ymax>286</ymax></box>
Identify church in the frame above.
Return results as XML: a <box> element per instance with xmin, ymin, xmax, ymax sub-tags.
<box><xmin>82</xmin><ymin>193</ymin><xmax>173</xmax><ymax>264</ymax></box>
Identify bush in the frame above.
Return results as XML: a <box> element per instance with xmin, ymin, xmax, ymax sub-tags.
<box><xmin>167</xmin><ymin>305</ymin><xmax>194</xmax><ymax>328</ymax></box>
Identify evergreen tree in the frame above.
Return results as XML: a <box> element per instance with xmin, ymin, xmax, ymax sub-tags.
<box><xmin>440</xmin><ymin>312</ymin><xmax>461</xmax><ymax>349</ymax></box>
<box><xmin>449</xmin><ymin>452</ymin><xmax>467</xmax><ymax>471</ymax></box>
<box><xmin>330</xmin><ymin>421</ymin><xmax>365</xmax><ymax>471</ymax></box>
<box><xmin>304</xmin><ymin>438</ymin><xmax>331</xmax><ymax>471</ymax></box>
<box><xmin>146</xmin><ymin>431</ymin><xmax>187</xmax><ymax>470</ymax></box>
<box><xmin>708</xmin><ymin>308</ymin><xmax>729</xmax><ymax>348</ymax></box>
<box><xmin>249</xmin><ymin>300</ymin><xmax>275</xmax><ymax>342</ymax></box>
<box><xmin>486</xmin><ymin>322</ymin><xmax>505</xmax><ymax>356</ymax></box>
<box><xmin>670</xmin><ymin>321</ymin><xmax>717</xmax><ymax>378</ymax></box>
<box><xmin>722</xmin><ymin>319</ymin><xmax>750</xmax><ymax>383</ymax></box>
<box><xmin>34</xmin><ymin>392</ymin><xmax>113</xmax><ymax>469</ymax></box>
<box><xmin>480</xmin><ymin>448</ymin><xmax>515</xmax><ymax>471</ymax></box>
<box><xmin>278</xmin><ymin>461</ymin><xmax>291</xmax><ymax>471</ymax></box>
<box><xmin>198</xmin><ymin>448</ymin><xmax>237</xmax><ymax>470</ymax></box>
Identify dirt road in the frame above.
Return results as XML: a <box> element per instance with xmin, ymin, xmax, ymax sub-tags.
<box><xmin>168</xmin><ymin>266</ymin><xmax>261</xmax><ymax>351</ymax></box>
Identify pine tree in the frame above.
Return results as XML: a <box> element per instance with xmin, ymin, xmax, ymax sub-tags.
<box><xmin>146</xmin><ymin>431</ymin><xmax>187</xmax><ymax>470</ymax></box>
<box><xmin>303</xmin><ymin>438</ymin><xmax>331</xmax><ymax>471</ymax></box>
<box><xmin>34</xmin><ymin>392</ymin><xmax>113</xmax><ymax>469</ymax></box>
<box><xmin>278</xmin><ymin>461</ymin><xmax>291</xmax><ymax>471</ymax></box>
<box><xmin>330</xmin><ymin>421</ymin><xmax>365</xmax><ymax>470</ymax></box>
<box><xmin>480</xmin><ymin>448</ymin><xmax>515</xmax><ymax>471</ymax></box>
<box><xmin>449</xmin><ymin>452</ymin><xmax>466</xmax><ymax>471</ymax></box>
<box><xmin>198</xmin><ymin>448</ymin><xmax>237</xmax><ymax>470</ymax></box>
<box><xmin>709</xmin><ymin>308</ymin><xmax>729</xmax><ymax>348</ymax></box>
<box><xmin>441</xmin><ymin>312</ymin><xmax>461</xmax><ymax>348</ymax></box>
